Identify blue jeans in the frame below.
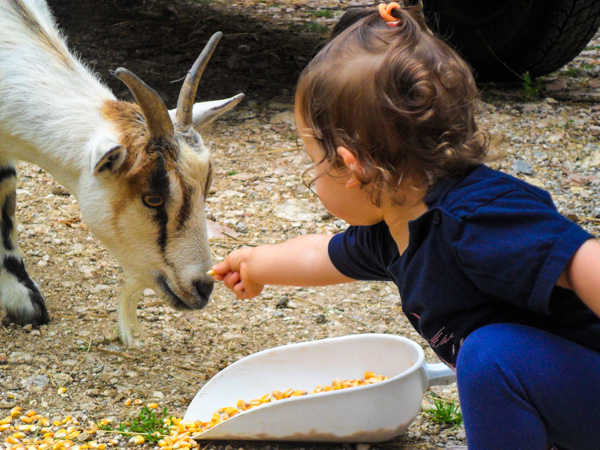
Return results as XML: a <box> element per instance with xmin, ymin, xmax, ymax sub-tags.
<box><xmin>456</xmin><ymin>323</ymin><xmax>600</xmax><ymax>450</ymax></box>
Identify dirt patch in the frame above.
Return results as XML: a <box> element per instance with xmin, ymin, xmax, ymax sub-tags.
<box><xmin>2</xmin><ymin>0</ymin><xmax>600</xmax><ymax>449</ymax></box>
<box><xmin>48</xmin><ymin>0</ymin><xmax>325</xmax><ymax>104</ymax></box>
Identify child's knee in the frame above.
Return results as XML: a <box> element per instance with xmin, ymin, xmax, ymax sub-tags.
<box><xmin>455</xmin><ymin>323</ymin><xmax>522</xmax><ymax>389</ymax></box>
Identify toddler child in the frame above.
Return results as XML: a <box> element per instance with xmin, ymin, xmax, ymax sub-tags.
<box><xmin>210</xmin><ymin>3</ymin><xmax>600</xmax><ymax>448</ymax></box>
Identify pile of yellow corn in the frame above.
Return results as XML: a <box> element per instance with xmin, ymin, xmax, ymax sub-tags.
<box><xmin>1</xmin><ymin>371</ymin><xmax>388</xmax><ymax>449</ymax></box>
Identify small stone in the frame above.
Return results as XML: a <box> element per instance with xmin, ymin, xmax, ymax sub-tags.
<box><xmin>22</xmin><ymin>324</ymin><xmax>33</xmax><ymax>333</ymax></box>
<box><xmin>269</xmin><ymin>110</ymin><xmax>295</xmax><ymax>125</ymax></box>
<box><xmin>235</xmin><ymin>221</ymin><xmax>248</xmax><ymax>233</ymax></box>
<box><xmin>10</xmin><ymin>351</ymin><xmax>32</xmax><ymax>363</ymax></box>
<box><xmin>77</xmin><ymin>432</ymin><xmax>93</xmax><ymax>442</ymax></box>
<box><xmin>273</xmin><ymin>199</ymin><xmax>324</xmax><ymax>222</ymax></box>
<box><xmin>513</xmin><ymin>159</ymin><xmax>534</xmax><ymax>175</ymax></box>
<box><xmin>25</xmin><ymin>374</ymin><xmax>50</xmax><ymax>392</ymax></box>
<box><xmin>90</xmin><ymin>284</ymin><xmax>110</xmax><ymax>294</ymax></box>
<box><xmin>315</xmin><ymin>313</ymin><xmax>327</xmax><ymax>324</ymax></box>
<box><xmin>276</xmin><ymin>296</ymin><xmax>289</xmax><ymax>308</ymax></box>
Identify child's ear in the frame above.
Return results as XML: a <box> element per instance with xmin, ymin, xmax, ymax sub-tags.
<box><xmin>336</xmin><ymin>146</ymin><xmax>361</xmax><ymax>188</ymax></box>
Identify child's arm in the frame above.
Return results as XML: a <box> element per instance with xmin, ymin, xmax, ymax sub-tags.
<box><xmin>558</xmin><ymin>239</ymin><xmax>600</xmax><ymax>318</ymax></box>
<box><xmin>210</xmin><ymin>234</ymin><xmax>356</xmax><ymax>299</ymax></box>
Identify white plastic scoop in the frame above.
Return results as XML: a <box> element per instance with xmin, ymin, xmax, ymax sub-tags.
<box><xmin>184</xmin><ymin>333</ymin><xmax>456</xmax><ymax>443</ymax></box>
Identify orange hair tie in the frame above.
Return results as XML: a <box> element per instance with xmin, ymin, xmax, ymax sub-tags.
<box><xmin>379</xmin><ymin>2</ymin><xmax>402</xmax><ymax>26</ymax></box>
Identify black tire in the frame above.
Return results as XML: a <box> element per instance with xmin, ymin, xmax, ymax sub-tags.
<box><xmin>422</xmin><ymin>0</ymin><xmax>600</xmax><ymax>81</ymax></box>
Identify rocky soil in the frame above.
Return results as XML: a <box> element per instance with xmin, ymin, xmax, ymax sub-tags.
<box><xmin>2</xmin><ymin>0</ymin><xmax>600</xmax><ymax>449</ymax></box>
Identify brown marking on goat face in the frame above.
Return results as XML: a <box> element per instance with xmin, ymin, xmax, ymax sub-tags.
<box><xmin>9</xmin><ymin>0</ymin><xmax>74</xmax><ymax>69</ymax></box>
<box><xmin>101</xmin><ymin>99</ymin><xmax>198</xmax><ymax>234</ymax></box>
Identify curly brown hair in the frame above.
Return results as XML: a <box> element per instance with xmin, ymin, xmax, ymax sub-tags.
<box><xmin>295</xmin><ymin>4</ymin><xmax>490</xmax><ymax>205</ymax></box>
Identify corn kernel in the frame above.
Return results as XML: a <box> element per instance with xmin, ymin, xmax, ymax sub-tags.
<box><xmin>129</xmin><ymin>435</ymin><xmax>145</xmax><ymax>445</ymax></box>
<box><xmin>147</xmin><ymin>402</ymin><xmax>159</xmax><ymax>409</ymax></box>
<box><xmin>236</xmin><ymin>399</ymin><xmax>250</xmax><ymax>411</ymax></box>
<box><xmin>124</xmin><ymin>398</ymin><xmax>132</xmax><ymax>406</ymax></box>
<box><xmin>272</xmin><ymin>390</ymin><xmax>283</xmax><ymax>400</ymax></box>
<box><xmin>282</xmin><ymin>388</ymin><xmax>294</xmax><ymax>398</ymax></box>
<box><xmin>0</xmin><ymin>423</ymin><xmax>11</xmax><ymax>431</ymax></box>
<box><xmin>0</xmin><ymin>416</ymin><xmax>12</xmax><ymax>424</ymax></box>
<box><xmin>57</xmin><ymin>387</ymin><xmax>67</xmax><ymax>395</ymax></box>
<box><xmin>20</xmin><ymin>416</ymin><xmax>34</xmax><ymax>424</ymax></box>
<box><xmin>133</xmin><ymin>399</ymin><xmax>143</xmax><ymax>405</ymax></box>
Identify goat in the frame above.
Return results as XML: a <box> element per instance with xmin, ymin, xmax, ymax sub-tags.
<box><xmin>0</xmin><ymin>0</ymin><xmax>243</xmax><ymax>345</ymax></box>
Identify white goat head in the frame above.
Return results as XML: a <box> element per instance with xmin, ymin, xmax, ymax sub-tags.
<box><xmin>81</xmin><ymin>33</ymin><xmax>243</xmax><ymax>346</ymax></box>
<box><xmin>0</xmin><ymin>0</ymin><xmax>242</xmax><ymax>347</ymax></box>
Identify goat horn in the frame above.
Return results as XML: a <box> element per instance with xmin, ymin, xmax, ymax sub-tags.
<box><xmin>175</xmin><ymin>31</ymin><xmax>222</xmax><ymax>127</ymax></box>
<box><xmin>114</xmin><ymin>68</ymin><xmax>174</xmax><ymax>138</ymax></box>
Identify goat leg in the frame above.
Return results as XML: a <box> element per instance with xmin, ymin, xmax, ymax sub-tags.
<box><xmin>0</xmin><ymin>159</ymin><xmax>49</xmax><ymax>326</ymax></box>
<box><xmin>117</xmin><ymin>279</ymin><xmax>145</xmax><ymax>347</ymax></box>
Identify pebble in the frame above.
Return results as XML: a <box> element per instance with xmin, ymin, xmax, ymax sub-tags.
<box><xmin>25</xmin><ymin>374</ymin><xmax>50</xmax><ymax>392</ymax></box>
<box><xmin>235</xmin><ymin>221</ymin><xmax>249</xmax><ymax>233</ymax></box>
<box><xmin>269</xmin><ymin>110</ymin><xmax>295</xmax><ymax>125</ymax></box>
<box><xmin>512</xmin><ymin>159</ymin><xmax>534</xmax><ymax>175</ymax></box>
<box><xmin>273</xmin><ymin>199</ymin><xmax>325</xmax><ymax>222</ymax></box>
<box><xmin>276</xmin><ymin>295</ymin><xmax>290</xmax><ymax>308</ymax></box>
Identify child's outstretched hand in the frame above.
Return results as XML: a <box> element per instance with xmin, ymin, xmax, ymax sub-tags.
<box><xmin>209</xmin><ymin>247</ymin><xmax>264</xmax><ymax>299</ymax></box>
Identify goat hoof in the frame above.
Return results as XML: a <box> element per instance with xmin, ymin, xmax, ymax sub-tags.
<box><xmin>1</xmin><ymin>283</ymin><xmax>50</xmax><ymax>327</ymax></box>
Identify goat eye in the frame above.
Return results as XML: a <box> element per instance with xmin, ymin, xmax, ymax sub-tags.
<box><xmin>142</xmin><ymin>194</ymin><xmax>164</xmax><ymax>208</ymax></box>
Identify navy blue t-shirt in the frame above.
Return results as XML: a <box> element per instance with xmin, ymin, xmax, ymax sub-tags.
<box><xmin>329</xmin><ymin>165</ymin><xmax>600</xmax><ymax>367</ymax></box>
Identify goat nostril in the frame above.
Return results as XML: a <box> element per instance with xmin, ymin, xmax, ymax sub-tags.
<box><xmin>194</xmin><ymin>280</ymin><xmax>214</xmax><ymax>300</ymax></box>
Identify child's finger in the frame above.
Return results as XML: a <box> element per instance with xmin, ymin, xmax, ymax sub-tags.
<box><xmin>233</xmin><ymin>282</ymin><xmax>246</xmax><ymax>299</ymax></box>
<box><xmin>223</xmin><ymin>271</ymin><xmax>241</xmax><ymax>291</ymax></box>
<box><xmin>208</xmin><ymin>260</ymin><xmax>230</xmax><ymax>276</ymax></box>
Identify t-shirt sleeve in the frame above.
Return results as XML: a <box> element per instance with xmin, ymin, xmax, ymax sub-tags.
<box><xmin>454</xmin><ymin>189</ymin><xmax>594</xmax><ymax>315</ymax></box>
<box><xmin>328</xmin><ymin>224</ymin><xmax>393</xmax><ymax>281</ymax></box>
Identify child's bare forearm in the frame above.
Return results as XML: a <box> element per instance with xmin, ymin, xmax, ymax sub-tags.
<box><xmin>244</xmin><ymin>234</ymin><xmax>354</xmax><ymax>287</ymax></box>
<box><xmin>562</xmin><ymin>238</ymin><xmax>600</xmax><ymax>319</ymax></box>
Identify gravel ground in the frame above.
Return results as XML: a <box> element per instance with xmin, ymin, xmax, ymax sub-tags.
<box><xmin>2</xmin><ymin>1</ymin><xmax>600</xmax><ymax>449</ymax></box>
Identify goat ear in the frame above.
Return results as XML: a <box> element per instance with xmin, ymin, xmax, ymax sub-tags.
<box><xmin>91</xmin><ymin>138</ymin><xmax>127</xmax><ymax>178</ymax></box>
<box><xmin>169</xmin><ymin>93</ymin><xmax>244</xmax><ymax>129</ymax></box>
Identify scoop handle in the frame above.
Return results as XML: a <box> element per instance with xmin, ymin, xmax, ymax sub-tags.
<box><xmin>425</xmin><ymin>363</ymin><xmax>456</xmax><ymax>387</ymax></box>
